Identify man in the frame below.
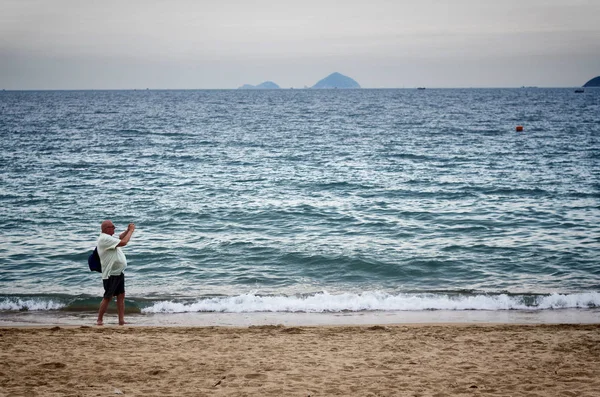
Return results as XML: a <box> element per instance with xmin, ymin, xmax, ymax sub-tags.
<box><xmin>96</xmin><ymin>220</ymin><xmax>135</xmax><ymax>326</ymax></box>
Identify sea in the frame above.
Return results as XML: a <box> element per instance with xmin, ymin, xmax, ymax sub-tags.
<box><xmin>1</xmin><ymin>88</ymin><xmax>599</xmax><ymax>326</ymax></box>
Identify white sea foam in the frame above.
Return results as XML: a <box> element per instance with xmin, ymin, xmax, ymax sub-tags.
<box><xmin>0</xmin><ymin>298</ymin><xmax>66</xmax><ymax>311</ymax></box>
<box><xmin>141</xmin><ymin>291</ymin><xmax>600</xmax><ymax>314</ymax></box>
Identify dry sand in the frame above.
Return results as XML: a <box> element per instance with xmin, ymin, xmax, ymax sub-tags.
<box><xmin>1</xmin><ymin>324</ymin><xmax>599</xmax><ymax>397</ymax></box>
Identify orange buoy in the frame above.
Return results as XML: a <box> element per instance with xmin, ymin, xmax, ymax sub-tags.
<box><xmin>516</xmin><ymin>126</ymin><xmax>523</xmax><ymax>132</ymax></box>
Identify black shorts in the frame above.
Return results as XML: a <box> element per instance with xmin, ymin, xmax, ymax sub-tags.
<box><xmin>103</xmin><ymin>273</ymin><xmax>125</xmax><ymax>299</ymax></box>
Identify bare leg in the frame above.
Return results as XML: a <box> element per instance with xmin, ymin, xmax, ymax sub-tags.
<box><xmin>97</xmin><ymin>297</ymin><xmax>112</xmax><ymax>326</ymax></box>
<box><xmin>117</xmin><ymin>293</ymin><xmax>126</xmax><ymax>325</ymax></box>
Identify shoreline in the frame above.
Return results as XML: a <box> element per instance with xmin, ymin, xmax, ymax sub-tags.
<box><xmin>1</xmin><ymin>308</ymin><xmax>599</xmax><ymax>328</ymax></box>
<box><xmin>1</xmin><ymin>323</ymin><xmax>599</xmax><ymax>396</ymax></box>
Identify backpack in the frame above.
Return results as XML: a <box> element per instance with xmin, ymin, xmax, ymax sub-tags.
<box><xmin>88</xmin><ymin>247</ymin><xmax>102</xmax><ymax>272</ymax></box>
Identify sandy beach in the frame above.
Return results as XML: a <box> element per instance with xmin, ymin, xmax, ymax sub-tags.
<box><xmin>1</xmin><ymin>324</ymin><xmax>599</xmax><ymax>397</ymax></box>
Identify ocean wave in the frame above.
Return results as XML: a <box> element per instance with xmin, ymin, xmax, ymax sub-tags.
<box><xmin>0</xmin><ymin>298</ymin><xmax>66</xmax><ymax>311</ymax></box>
<box><xmin>1</xmin><ymin>291</ymin><xmax>598</xmax><ymax>314</ymax></box>
<box><xmin>140</xmin><ymin>291</ymin><xmax>600</xmax><ymax>314</ymax></box>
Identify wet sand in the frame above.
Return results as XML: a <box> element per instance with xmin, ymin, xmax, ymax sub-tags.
<box><xmin>3</xmin><ymin>308</ymin><xmax>600</xmax><ymax>328</ymax></box>
<box><xmin>1</xmin><ymin>323</ymin><xmax>599</xmax><ymax>396</ymax></box>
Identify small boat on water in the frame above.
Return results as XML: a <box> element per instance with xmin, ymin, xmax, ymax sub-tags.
<box><xmin>417</xmin><ymin>87</ymin><xmax>426</xmax><ymax>90</ymax></box>
<box><xmin>575</xmin><ymin>88</ymin><xmax>584</xmax><ymax>93</ymax></box>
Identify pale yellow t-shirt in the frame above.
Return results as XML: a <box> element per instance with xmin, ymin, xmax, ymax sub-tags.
<box><xmin>97</xmin><ymin>233</ymin><xmax>127</xmax><ymax>280</ymax></box>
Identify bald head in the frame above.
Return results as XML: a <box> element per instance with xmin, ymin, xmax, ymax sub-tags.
<box><xmin>101</xmin><ymin>220</ymin><xmax>116</xmax><ymax>235</ymax></box>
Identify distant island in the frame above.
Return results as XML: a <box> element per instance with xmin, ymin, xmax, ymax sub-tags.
<box><xmin>583</xmin><ymin>76</ymin><xmax>600</xmax><ymax>87</ymax></box>
<box><xmin>311</xmin><ymin>72</ymin><xmax>360</xmax><ymax>89</ymax></box>
<box><xmin>238</xmin><ymin>73</ymin><xmax>361</xmax><ymax>90</ymax></box>
<box><xmin>238</xmin><ymin>81</ymin><xmax>280</xmax><ymax>89</ymax></box>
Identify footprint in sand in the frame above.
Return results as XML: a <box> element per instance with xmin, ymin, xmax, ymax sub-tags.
<box><xmin>244</xmin><ymin>373</ymin><xmax>267</xmax><ymax>380</ymax></box>
<box><xmin>147</xmin><ymin>369</ymin><xmax>168</xmax><ymax>376</ymax></box>
<box><xmin>40</xmin><ymin>362</ymin><xmax>66</xmax><ymax>369</ymax></box>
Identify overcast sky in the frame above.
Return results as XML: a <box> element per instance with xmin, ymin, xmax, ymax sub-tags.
<box><xmin>1</xmin><ymin>0</ymin><xmax>599</xmax><ymax>89</ymax></box>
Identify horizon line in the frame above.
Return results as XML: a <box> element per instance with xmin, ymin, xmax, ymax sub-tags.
<box><xmin>0</xmin><ymin>86</ymin><xmax>591</xmax><ymax>91</ymax></box>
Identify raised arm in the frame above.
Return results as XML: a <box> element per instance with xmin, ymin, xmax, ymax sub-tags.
<box><xmin>117</xmin><ymin>223</ymin><xmax>135</xmax><ymax>247</ymax></box>
<box><xmin>118</xmin><ymin>226</ymin><xmax>129</xmax><ymax>240</ymax></box>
